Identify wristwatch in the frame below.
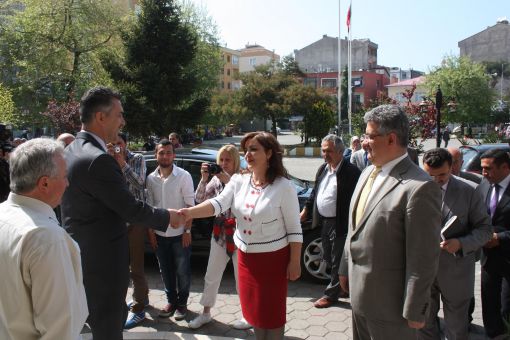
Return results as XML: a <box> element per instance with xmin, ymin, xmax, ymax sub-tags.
<box><xmin>184</xmin><ymin>229</ymin><xmax>191</xmax><ymax>234</ymax></box>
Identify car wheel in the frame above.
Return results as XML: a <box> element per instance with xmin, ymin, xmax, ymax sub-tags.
<box><xmin>301</xmin><ymin>228</ymin><xmax>330</xmax><ymax>283</ymax></box>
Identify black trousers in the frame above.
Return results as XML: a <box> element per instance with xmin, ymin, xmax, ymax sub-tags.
<box><xmin>481</xmin><ymin>257</ymin><xmax>510</xmax><ymax>338</ymax></box>
<box><xmin>321</xmin><ymin>218</ymin><xmax>345</xmax><ymax>300</ymax></box>
<box><xmin>81</xmin><ymin>235</ymin><xmax>130</xmax><ymax>340</ymax></box>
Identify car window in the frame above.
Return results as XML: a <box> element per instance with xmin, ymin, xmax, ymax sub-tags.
<box><xmin>180</xmin><ymin>159</ymin><xmax>205</xmax><ymax>190</ymax></box>
<box><xmin>460</xmin><ymin>148</ymin><xmax>478</xmax><ymax>172</ymax></box>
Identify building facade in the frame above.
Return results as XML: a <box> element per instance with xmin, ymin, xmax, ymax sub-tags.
<box><xmin>459</xmin><ymin>19</ymin><xmax>510</xmax><ymax>63</ymax></box>
<box><xmin>219</xmin><ymin>47</ymin><xmax>241</xmax><ymax>91</ymax></box>
<box><xmin>294</xmin><ymin>35</ymin><xmax>378</xmax><ymax>73</ymax></box>
<box><xmin>302</xmin><ymin>69</ymin><xmax>390</xmax><ymax>110</ymax></box>
<box><xmin>239</xmin><ymin>44</ymin><xmax>280</xmax><ymax>73</ymax></box>
<box><xmin>389</xmin><ymin>67</ymin><xmax>424</xmax><ymax>84</ymax></box>
<box><xmin>386</xmin><ymin>76</ymin><xmax>427</xmax><ymax>105</ymax></box>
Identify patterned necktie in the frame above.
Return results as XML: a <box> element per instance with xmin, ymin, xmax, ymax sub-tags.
<box><xmin>355</xmin><ymin>166</ymin><xmax>382</xmax><ymax>226</ymax></box>
<box><xmin>490</xmin><ymin>184</ymin><xmax>500</xmax><ymax>217</ymax></box>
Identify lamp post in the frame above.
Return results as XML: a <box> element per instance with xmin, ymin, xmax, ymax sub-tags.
<box><xmin>435</xmin><ymin>86</ymin><xmax>443</xmax><ymax>148</ymax></box>
<box><xmin>419</xmin><ymin>86</ymin><xmax>456</xmax><ymax>148</ymax></box>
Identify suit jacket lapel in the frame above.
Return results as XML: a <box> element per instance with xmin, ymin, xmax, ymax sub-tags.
<box><xmin>442</xmin><ymin>177</ymin><xmax>459</xmax><ymax>223</ymax></box>
<box><xmin>496</xmin><ymin>184</ymin><xmax>510</xmax><ymax>218</ymax></box>
<box><xmin>352</xmin><ymin>158</ymin><xmax>410</xmax><ymax>236</ymax></box>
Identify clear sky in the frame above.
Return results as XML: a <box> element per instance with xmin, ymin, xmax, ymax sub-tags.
<box><xmin>189</xmin><ymin>0</ymin><xmax>510</xmax><ymax>72</ymax></box>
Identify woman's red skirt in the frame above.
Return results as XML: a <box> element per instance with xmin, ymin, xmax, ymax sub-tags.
<box><xmin>237</xmin><ymin>245</ymin><xmax>290</xmax><ymax>329</ymax></box>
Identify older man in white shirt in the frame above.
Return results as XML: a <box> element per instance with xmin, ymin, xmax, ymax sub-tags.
<box><xmin>0</xmin><ymin>138</ymin><xmax>88</xmax><ymax>340</ymax></box>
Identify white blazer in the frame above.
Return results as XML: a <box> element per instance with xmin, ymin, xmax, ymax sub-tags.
<box><xmin>209</xmin><ymin>174</ymin><xmax>303</xmax><ymax>253</ymax></box>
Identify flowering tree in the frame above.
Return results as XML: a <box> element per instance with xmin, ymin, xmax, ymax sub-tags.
<box><xmin>401</xmin><ymin>85</ymin><xmax>436</xmax><ymax>142</ymax></box>
<box><xmin>41</xmin><ymin>96</ymin><xmax>81</xmax><ymax>135</ymax></box>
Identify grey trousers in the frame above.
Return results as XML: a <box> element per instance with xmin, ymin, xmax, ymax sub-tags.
<box><xmin>416</xmin><ymin>279</ymin><xmax>471</xmax><ymax>340</ymax></box>
<box><xmin>321</xmin><ymin>218</ymin><xmax>345</xmax><ymax>300</ymax></box>
<box><xmin>352</xmin><ymin>312</ymin><xmax>416</xmax><ymax>340</ymax></box>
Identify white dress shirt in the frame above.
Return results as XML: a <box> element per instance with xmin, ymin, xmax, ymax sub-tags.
<box><xmin>209</xmin><ymin>174</ymin><xmax>303</xmax><ymax>253</ymax></box>
<box><xmin>146</xmin><ymin>165</ymin><xmax>195</xmax><ymax>237</ymax></box>
<box><xmin>0</xmin><ymin>193</ymin><xmax>88</xmax><ymax>340</ymax></box>
<box><xmin>316</xmin><ymin>161</ymin><xmax>341</xmax><ymax>218</ymax></box>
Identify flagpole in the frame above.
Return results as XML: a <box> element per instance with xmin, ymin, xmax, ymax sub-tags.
<box><xmin>347</xmin><ymin>0</ymin><xmax>352</xmax><ymax>135</ymax></box>
<box><xmin>337</xmin><ymin>0</ymin><xmax>342</xmax><ymax>135</ymax></box>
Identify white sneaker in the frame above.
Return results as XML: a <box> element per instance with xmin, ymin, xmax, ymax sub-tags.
<box><xmin>232</xmin><ymin>317</ymin><xmax>252</xmax><ymax>330</ymax></box>
<box><xmin>188</xmin><ymin>313</ymin><xmax>212</xmax><ymax>329</ymax></box>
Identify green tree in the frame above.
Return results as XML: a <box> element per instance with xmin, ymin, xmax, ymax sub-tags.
<box><xmin>280</xmin><ymin>55</ymin><xmax>304</xmax><ymax>77</ymax></box>
<box><xmin>238</xmin><ymin>64</ymin><xmax>298</xmax><ymax>136</ymax></box>
<box><xmin>103</xmin><ymin>0</ymin><xmax>221</xmax><ymax>137</ymax></box>
<box><xmin>425</xmin><ymin>56</ymin><xmax>495</xmax><ymax>124</ymax></box>
<box><xmin>207</xmin><ymin>90</ymin><xmax>244</xmax><ymax>127</ymax></box>
<box><xmin>0</xmin><ymin>83</ymin><xmax>16</xmax><ymax>126</ymax></box>
<box><xmin>282</xmin><ymin>83</ymin><xmax>334</xmax><ymax>145</ymax></box>
<box><xmin>0</xmin><ymin>0</ymin><xmax>127</xmax><ymax>116</ymax></box>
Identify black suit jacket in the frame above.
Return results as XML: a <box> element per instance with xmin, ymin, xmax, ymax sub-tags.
<box><xmin>477</xmin><ymin>178</ymin><xmax>510</xmax><ymax>265</ymax></box>
<box><xmin>305</xmin><ymin>160</ymin><xmax>361</xmax><ymax>237</ymax></box>
<box><xmin>61</xmin><ymin>131</ymin><xmax>169</xmax><ymax>290</ymax></box>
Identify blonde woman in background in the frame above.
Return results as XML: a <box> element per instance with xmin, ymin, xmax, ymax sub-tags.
<box><xmin>188</xmin><ymin>144</ymin><xmax>251</xmax><ymax>330</ymax></box>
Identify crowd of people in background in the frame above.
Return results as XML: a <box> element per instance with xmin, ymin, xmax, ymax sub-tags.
<box><xmin>2</xmin><ymin>86</ymin><xmax>510</xmax><ymax>340</ymax></box>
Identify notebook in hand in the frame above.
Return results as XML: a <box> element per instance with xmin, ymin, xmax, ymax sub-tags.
<box><xmin>440</xmin><ymin>215</ymin><xmax>464</xmax><ymax>241</ymax></box>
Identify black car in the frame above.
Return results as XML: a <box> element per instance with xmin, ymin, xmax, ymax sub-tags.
<box><xmin>137</xmin><ymin>148</ymin><xmax>329</xmax><ymax>283</ymax></box>
<box><xmin>460</xmin><ymin>143</ymin><xmax>510</xmax><ymax>175</ymax></box>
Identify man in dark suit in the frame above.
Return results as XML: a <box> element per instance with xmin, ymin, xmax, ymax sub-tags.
<box><xmin>420</xmin><ymin>148</ymin><xmax>492</xmax><ymax>340</ymax></box>
<box><xmin>301</xmin><ymin>134</ymin><xmax>360</xmax><ymax>308</ymax></box>
<box><xmin>477</xmin><ymin>149</ymin><xmax>510</xmax><ymax>339</ymax></box>
<box><xmin>61</xmin><ymin>87</ymin><xmax>181</xmax><ymax>340</ymax></box>
<box><xmin>339</xmin><ymin>104</ymin><xmax>441</xmax><ymax>339</ymax></box>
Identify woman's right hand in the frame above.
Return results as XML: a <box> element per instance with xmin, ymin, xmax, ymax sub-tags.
<box><xmin>200</xmin><ymin>163</ymin><xmax>210</xmax><ymax>182</ymax></box>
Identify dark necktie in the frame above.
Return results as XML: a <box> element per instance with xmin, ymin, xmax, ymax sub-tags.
<box><xmin>363</xmin><ymin>151</ymin><xmax>368</xmax><ymax>166</ymax></box>
<box><xmin>490</xmin><ymin>184</ymin><xmax>500</xmax><ymax>217</ymax></box>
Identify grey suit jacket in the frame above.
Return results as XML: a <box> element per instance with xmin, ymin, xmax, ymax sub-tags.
<box><xmin>341</xmin><ymin>157</ymin><xmax>442</xmax><ymax>323</ymax></box>
<box><xmin>350</xmin><ymin>149</ymin><xmax>370</xmax><ymax>171</ymax></box>
<box><xmin>436</xmin><ymin>176</ymin><xmax>492</xmax><ymax>297</ymax></box>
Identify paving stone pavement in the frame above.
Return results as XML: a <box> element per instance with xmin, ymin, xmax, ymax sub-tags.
<box><xmin>80</xmin><ymin>255</ymin><xmax>489</xmax><ymax>339</ymax></box>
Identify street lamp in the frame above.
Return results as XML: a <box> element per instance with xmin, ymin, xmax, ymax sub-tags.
<box><xmin>418</xmin><ymin>87</ymin><xmax>458</xmax><ymax>147</ymax></box>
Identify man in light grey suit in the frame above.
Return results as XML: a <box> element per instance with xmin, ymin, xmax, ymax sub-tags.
<box><xmin>420</xmin><ymin>148</ymin><xmax>492</xmax><ymax>340</ymax></box>
<box><xmin>350</xmin><ymin>139</ymin><xmax>371</xmax><ymax>171</ymax></box>
<box><xmin>339</xmin><ymin>104</ymin><xmax>442</xmax><ymax>339</ymax></box>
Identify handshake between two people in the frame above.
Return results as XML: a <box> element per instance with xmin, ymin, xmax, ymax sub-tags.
<box><xmin>168</xmin><ymin>208</ymin><xmax>193</xmax><ymax>228</ymax></box>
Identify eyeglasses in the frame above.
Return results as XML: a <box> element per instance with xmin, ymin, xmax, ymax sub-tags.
<box><xmin>364</xmin><ymin>133</ymin><xmax>385</xmax><ymax>141</ymax></box>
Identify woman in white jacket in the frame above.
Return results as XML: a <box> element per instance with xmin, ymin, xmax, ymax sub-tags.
<box><xmin>180</xmin><ymin>132</ymin><xmax>302</xmax><ymax>340</ymax></box>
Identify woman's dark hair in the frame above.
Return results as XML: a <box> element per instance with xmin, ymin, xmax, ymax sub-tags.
<box><xmin>241</xmin><ymin>131</ymin><xmax>288</xmax><ymax>184</ymax></box>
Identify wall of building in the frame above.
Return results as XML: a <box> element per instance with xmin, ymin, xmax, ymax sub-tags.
<box><xmin>459</xmin><ymin>20</ymin><xmax>510</xmax><ymax>63</ymax></box>
<box><xmin>302</xmin><ymin>70</ymin><xmax>389</xmax><ymax>108</ymax></box>
<box><xmin>294</xmin><ymin>35</ymin><xmax>378</xmax><ymax>73</ymax></box>
<box><xmin>239</xmin><ymin>45</ymin><xmax>280</xmax><ymax>73</ymax></box>
<box><xmin>219</xmin><ymin>47</ymin><xmax>241</xmax><ymax>91</ymax></box>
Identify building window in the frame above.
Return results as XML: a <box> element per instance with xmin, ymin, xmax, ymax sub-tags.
<box><xmin>352</xmin><ymin>77</ymin><xmax>363</xmax><ymax>88</ymax></box>
<box><xmin>304</xmin><ymin>78</ymin><xmax>318</xmax><ymax>88</ymax></box>
<box><xmin>227</xmin><ymin>69</ymin><xmax>231</xmax><ymax>76</ymax></box>
<box><xmin>232</xmin><ymin>55</ymin><xmax>239</xmax><ymax>65</ymax></box>
<box><xmin>227</xmin><ymin>55</ymin><xmax>231</xmax><ymax>63</ymax></box>
<box><xmin>321</xmin><ymin>78</ymin><xmax>337</xmax><ymax>88</ymax></box>
<box><xmin>376</xmin><ymin>80</ymin><xmax>380</xmax><ymax>88</ymax></box>
<box><xmin>249</xmin><ymin>58</ymin><xmax>256</xmax><ymax>66</ymax></box>
<box><xmin>227</xmin><ymin>82</ymin><xmax>231</xmax><ymax>90</ymax></box>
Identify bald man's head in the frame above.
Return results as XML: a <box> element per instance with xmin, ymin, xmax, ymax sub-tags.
<box><xmin>447</xmin><ymin>147</ymin><xmax>463</xmax><ymax>176</ymax></box>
